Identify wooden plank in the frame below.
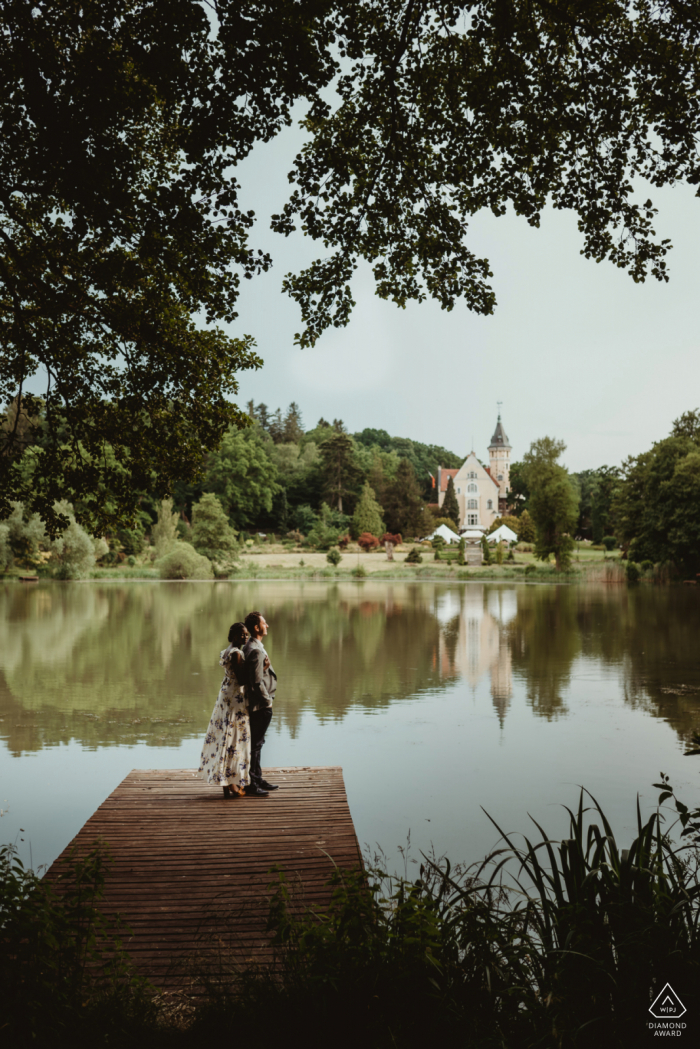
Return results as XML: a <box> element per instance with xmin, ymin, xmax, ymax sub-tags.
<box><xmin>44</xmin><ymin>767</ymin><xmax>362</xmax><ymax>990</ymax></box>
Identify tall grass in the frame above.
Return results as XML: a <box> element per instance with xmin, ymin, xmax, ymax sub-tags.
<box><xmin>4</xmin><ymin>790</ymin><xmax>700</xmax><ymax>1047</ymax></box>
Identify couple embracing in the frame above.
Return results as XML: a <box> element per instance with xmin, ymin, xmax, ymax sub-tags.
<box><xmin>198</xmin><ymin>610</ymin><xmax>278</xmax><ymax>799</ymax></box>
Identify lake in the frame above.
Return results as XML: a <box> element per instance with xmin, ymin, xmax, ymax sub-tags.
<box><xmin>1</xmin><ymin>579</ymin><xmax>699</xmax><ymax>875</ymax></box>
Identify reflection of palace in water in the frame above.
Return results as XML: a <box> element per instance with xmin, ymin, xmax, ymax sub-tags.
<box><xmin>436</xmin><ymin>586</ymin><xmax>516</xmax><ymax>726</ymax></box>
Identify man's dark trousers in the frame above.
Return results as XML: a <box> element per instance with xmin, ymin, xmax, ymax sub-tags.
<box><xmin>249</xmin><ymin>708</ymin><xmax>272</xmax><ymax>788</ymax></box>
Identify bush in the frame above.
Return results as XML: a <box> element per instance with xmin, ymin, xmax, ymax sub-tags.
<box><xmin>191</xmin><ymin>493</ymin><xmax>239</xmax><ymax>561</ymax></box>
<box><xmin>326</xmin><ymin>548</ymin><xmax>342</xmax><ymax>566</ymax></box>
<box><xmin>602</xmin><ymin>535</ymin><xmax>617</xmax><ymax>551</ymax></box>
<box><xmin>405</xmin><ymin>547</ymin><xmax>422</xmax><ymax>564</ymax></box>
<box><xmin>517</xmin><ymin>508</ymin><xmax>536</xmax><ymax>543</ymax></box>
<box><xmin>481</xmin><ymin>534</ymin><xmax>492</xmax><ymax>565</ymax></box>
<box><xmin>626</xmin><ymin>560</ymin><xmax>641</xmax><ymax>583</ymax></box>
<box><xmin>3</xmin><ymin>501</ymin><xmax>46</xmax><ymax>567</ymax></box>
<box><xmin>357</xmin><ymin>532</ymin><xmax>379</xmax><ymax>551</ymax></box>
<box><xmin>524</xmin><ymin>563</ymin><xmax>536</xmax><ymax>575</ymax></box>
<box><xmin>157</xmin><ymin>541</ymin><xmax>213</xmax><ymax>580</ymax></box>
<box><xmin>51</xmin><ymin>506</ymin><xmax>96</xmax><ymax>579</ymax></box>
<box><xmin>0</xmin><ymin>522</ymin><xmax>11</xmax><ymax>572</ymax></box>
<box><xmin>351</xmin><ymin>564</ymin><xmax>367</xmax><ymax>578</ymax></box>
<box><xmin>151</xmin><ymin>497</ymin><xmax>180</xmax><ymax>557</ymax></box>
<box><xmin>641</xmin><ymin>559</ymin><xmax>654</xmax><ymax>572</ymax></box>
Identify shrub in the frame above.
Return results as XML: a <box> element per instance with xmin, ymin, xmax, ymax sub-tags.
<box><xmin>151</xmin><ymin>497</ymin><xmax>180</xmax><ymax>557</ymax></box>
<box><xmin>352</xmin><ymin>482</ymin><xmax>385</xmax><ymax>538</ymax></box>
<box><xmin>92</xmin><ymin>536</ymin><xmax>109</xmax><ymax>561</ymax></box>
<box><xmin>338</xmin><ymin>533</ymin><xmax>351</xmax><ymax>549</ymax></box>
<box><xmin>51</xmin><ymin>508</ymin><xmax>96</xmax><ymax>579</ymax></box>
<box><xmin>326</xmin><ymin>548</ymin><xmax>342</xmax><ymax>566</ymax></box>
<box><xmin>157</xmin><ymin>541</ymin><xmax>213</xmax><ymax>580</ymax></box>
<box><xmin>481</xmin><ymin>534</ymin><xmax>492</xmax><ymax>565</ymax></box>
<box><xmin>626</xmin><ymin>560</ymin><xmax>641</xmax><ymax>583</ymax></box>
<box><xmin>3</xmin><ymin>501</ymin><xmax>46</xmax><ymax>567</ymax></box>
<box><xmin>351</xmin><ymin>564</ymin><xmax>367</xmax><ymax>578</ymax></box>
<box><xmin>405</xmin><ymin>548</ymin><xmax>422</xmax><ymax>564</ymax></box>
<box><xmin>495</xmin><ymin>543</ymin><xmax>504</xmax><ymax>565</ymax></box>
<box><xmin>0</xmin><ymin>522</ymin><xmax>11</xmax><ymax>572</ymax></box>
<box><xmin>380</xmin><ymin>532</ymin><xmax>402</xmax><ymax>547</ymax></box>
<box><xmin>524</xmin><ymin>563</ymin><xmax>536</xmax><ymax>575</ymax></box>
<box><xmin>191</xmin><ymin>493</ymin><xmax>239</xmax><ymax>561</ymax></box>
<box><xmin>517</xmin><ymin>509</ymin><xmax>536</xmax><ymax>543</ymax></box>
<box><xmin>641</xmin><ymin>559</ymin><xmax>654</xmax><ymax>572</ymax></box>
<box><xmin>357</xmin><ymin>532</ymin><xmax>379</xmax><ymax>551</ymax></box>
<box><xmin>286</xmin><ymin>530</ymin><xmax>304</xmax><ymax>544</ymax></box>
<box><xmin>602</xmin><ymin>535</ymin><xmax>617</xmax><ymax>551</ymax></box>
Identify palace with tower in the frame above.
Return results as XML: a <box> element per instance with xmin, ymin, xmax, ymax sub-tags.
<box><xmin>436</xmin><ymin>411</ymin><xmax>512</xmax><ymax>531</ymax></box>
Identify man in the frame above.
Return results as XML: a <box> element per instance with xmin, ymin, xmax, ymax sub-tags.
<box><xmin>242</xmin><ymin>610</ymin><xmax>279</xmax><ymax>797</ymax></box>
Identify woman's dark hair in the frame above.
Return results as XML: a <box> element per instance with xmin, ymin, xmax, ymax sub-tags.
<box><xmin>227</xmin><ymin>622</ymin><xmax>249</xmax><ymax>647</ymax></box>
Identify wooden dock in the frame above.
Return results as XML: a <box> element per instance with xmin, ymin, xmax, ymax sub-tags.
<box><xmin>45</xmin><ymin>767</ymin><xmax>362</xmax><ymax>989</ymax></box>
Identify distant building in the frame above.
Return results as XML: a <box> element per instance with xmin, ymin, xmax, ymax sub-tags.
<box><xmin>436</xmin><ymin>412</ymin><xmax>512</xmax><ymax>531</ymax></box>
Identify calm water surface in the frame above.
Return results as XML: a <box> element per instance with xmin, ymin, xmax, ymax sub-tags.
<box><xmin>1</xmin><ymin>579</ymin><xmax>699</xmax><ymax>873</ymax></box>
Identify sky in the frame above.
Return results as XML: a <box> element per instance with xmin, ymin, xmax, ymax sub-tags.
<box><xmin>230</xmin><ymin>117</ymin><xmax>700</xmax><ymax>474</ymax></box>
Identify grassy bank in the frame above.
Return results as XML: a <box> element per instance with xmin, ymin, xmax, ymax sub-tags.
<box><xmin>1</xmin><ymin>548</ymin><xmax>628</xmax><ymax>585</ymax></box>
<box><xmin>4</xmin><ymin>786</ymin><xmax>700</xmax><ymax>1048</ymax></box>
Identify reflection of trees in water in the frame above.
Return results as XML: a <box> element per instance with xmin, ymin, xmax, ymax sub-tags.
<box><xmin>3</xmin><ymin>581</ymin><xmax>699</xmax><ymax>757</ymax></box>
<box><xmin>505</xmin><ymin>588</ymin><xmax>581</xmax><ymax>720</ymax></box>
<box><xmin>0</xmin><ymin>582</ymin><xmax>454</xmax><ymax>754</ymax></box>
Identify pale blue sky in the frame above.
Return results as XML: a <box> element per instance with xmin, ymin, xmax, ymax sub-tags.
<box><xmin>232</xmin><ymin>119</ymin><xmax>700</xmax><ymax>473</ymax></box>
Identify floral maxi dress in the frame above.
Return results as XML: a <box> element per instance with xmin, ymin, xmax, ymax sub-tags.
<box><xmin>198</xmin><ymin>645</ymin><xmax>251</xmax><ymax>792</ymax></box>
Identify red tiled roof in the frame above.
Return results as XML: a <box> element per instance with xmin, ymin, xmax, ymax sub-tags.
<box><xmin>440</xmin><ymin>468</ymin><xmax>459</xmax><ymax>492</ymax></box>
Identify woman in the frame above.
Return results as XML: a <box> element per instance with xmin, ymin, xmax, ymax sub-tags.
<box><xmin>198</xmin><ymin>622</ymin><xmax>251</xmax><ymax>798</ymax></box>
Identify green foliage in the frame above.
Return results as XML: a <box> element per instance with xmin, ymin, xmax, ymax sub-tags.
<box><xmin>508</xmin><ymin>461</ymin><xmax>529</xmax><ymax>511</ymax></box>
<box><xmin>50</xmin><ymin>502</ymin><xmax>96</xmax><ymax>580</ymax></box>
<box><xmin>481</xmin><ymin>534</ymin><xmax>491</xmax><ymax>565</ymax></box>
<box><xmin>351</xmin><ymin>482</ymin><xmax>385</xmax><ymax>539</ymax></box>
<box><xmin>306</xmin><ymin>504</ymin><xmax>349</xmax><ymax>551</ymax></box>
<box><xmin>291</xmin><ymin>504</ymin><xmax>319</xmax><ymax>536</ymax></box>
<box><xmin>405</xmin><ymin>547</ymin><xmax>422</xmax><ymax>564</ymax></box>
<box><xmin>353</xmin><ymin>429</ymin><xmax>463</xmax><ymax>495</ymax></box>
<box><xmin>626</xmin><ymin>560</ymin><xmax>641</xmax><ymax>583</ymax></box>
<box><xmin>0</xmin><ymin>522</ymin><xmax>11</xmax><ymax>571</ymax></box>
<box><xmin>602</xmin><ymin>535</ymin><xmax>617</xmax><ymax>551</ymax></box>
<box><xmin>326</xmin><ymin>548</ymin><xmax>342</xmax><ymax>566</ymax></box>
<box><xmin>441</xmin><ymin>475</ymin><xmax>460</xmax><ymax>527</ymax></box>
<box><xmin>157</xmin><ymin>542</ymin><xmax>213</xmax><ymax>580</ymax></box>
<box><xmin>151</xmin><ymin>498</ymin><xmax>180</xmax><ymax>558</ymax></box>
<box><xmin>0</xmin><ymin>841</ymin><xmax>149</xmax><ymax>1044</ymax></box>
<box><xmin>3</xmin><ymin>500</ymin><xmax>46</xmax><ymax>567</ymax></box>
<box><xmin>457</xmin><ymin>537</ymin><xmax>465</xmax><ymax>565</ymax></box>
<box><xmin>517</xmin><ymin>508</ymin><xmax>536</xmax><ymax>542</ymax></box>
<box><xmin>190</xmin><ymin>493</ymin><xmax>239</xmax><ymax>563</ymax></box>
<box><xmin>319</xmin><ymin>432</ymin><xmax>362</xmax><ymax>513</ymax></box>
<box><xmin>203</xmin><ymin>426</ymin><xmax>281</xmax><ymax>531</ymax></box>
<box><xmin>522</xmin><ymin>437</ymin><xmax>579</xmax><ymax>571</ymax></box>
<box><xmin>612</xmin><ymin>420</ymin><xmax>700</xmax><ymax>573</ymax></box>
<box><xmin>193</xmin><ymin>791</ymin><xmax>700</xmax><ymax>1049</ymax></box>
<box><xmin>575</xmin><ymin>466</ymin><xmax>621</xmax><ymax>541</ymax></box>
<box><xmin>641</xmin><ymin>559</ymin><xmax>654</xmax><ymax>572</ymax></box>
<box><xmin>351</xmin><ymin>564</ymin><xmax>367</xmax><ymax>578</ymax></box>
<box><xmin>382</xmin><ymin>458</ymin><xmax>426</xmax><ymax>536</ymax></box>
<box><xmin>495</xmin><ymin>542</ymin><xmax>504</xmax><ymax>565</ymax></box>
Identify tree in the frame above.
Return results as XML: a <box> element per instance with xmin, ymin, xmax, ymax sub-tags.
<box><xmin>203</xmin><ymin>426</ymin><xmax>280</xmax><ymax>530</ymax></box>
<box><xmin>351</xmin><ymin>483</ymin><xmax>385</xmax><ymax>539</ymax></box>
<box><xmin>151</xmin><ymin>498</ymin><xmax>179</xmax><ymax>558</ymax></box>
<box><xmin>522</xmin><ymin>438</ymin><xmax>579</xmax><ymax>572</ymax></box>
<box><xmin>508</xmin><ymin>462</ymin><xmax>530</xmax><ymax>514</ymax></box>
<box><xmin>319</xmin><ymin>433</ymin><xmax>361</xmax><ymax>513</ymax></box>
<box><xmin>190</xmin><ymin>493</ymin><xmax>239</xmax><ymax>563</ymax></box>
<box><xmin>4</xmin><ymin>2</ymin><xmax>700</xmax><ymax>525</ymax></box>
<box><xmin>283</xmin><ymin>403</ymin><xmax>304</xmax><ymax>444</ymax></box>
<box><xmin>442</xmin><ymin>476</ymin><xmax>460</xmax><ymax>529</ymax></box>
<box><xmin>518</xmin><ymin>510</ymin><xmax>536</xmax><ymax>544</ymax></box>
<box><xmin>612</xmin><ymin>422</ymin><xmax>700</xmax><ymax>574</ymax></box>
<box><xmin>383</xmin><ymin>459</ymin><xmax>425</xmax><ymax>535</ymax></box>
<box><xmin>574</xmin><ymin>466</ymin><xmax>621</xmax><ymax>542</ymax></box>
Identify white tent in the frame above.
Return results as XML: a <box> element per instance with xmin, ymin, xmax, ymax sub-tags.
<box><xmin>487</xmin><ymin>524</ymin><xmax>518</xmax><ymax>544</ymax></box>
<box><xmin>427</xmin><ymin>524</ymin><xmax>459</xmax><ymax>544</ymax></box>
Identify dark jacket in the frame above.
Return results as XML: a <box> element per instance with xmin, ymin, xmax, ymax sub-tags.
<box><xmin>243</xmin><ymin>637</ymin><xmax>277</xmax><ymax>713</ymax></box>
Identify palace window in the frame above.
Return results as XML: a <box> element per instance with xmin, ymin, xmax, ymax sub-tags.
<box><xmin>467</xmin><ymin>498</ymin><xmax>478</xmax><ymax>509</ymax></box>
<box><xmin>498</xmin><ymin>474</ymin><xmax>503</xmax><ymax>481</ymax></box>
<box><xmin>487</xmin><ymin>499</ymin><xmax>493</xmax><ymax>510</ymax></box>
<box><xmin>467</xmin><ymin>483</ymin><xmax>477</xmax><ymax>493</ymax></box>
<box><xmin>457</xmin><ymin>487</ymin><xmax>461</xmax><ymax>494</ymax></box>
<box><xmin>468</xmin><ymin>514</ymin><xmax>478</xmax><ymax>525</ymax></box>
<box><xmin>468</xmin><ymin>471</ymin><xmax>477</xmax><ymax>479</ymax></box>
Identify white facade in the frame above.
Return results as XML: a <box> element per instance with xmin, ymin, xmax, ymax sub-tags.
<box><xmin>436</xmin><ymin>414</ymin><xmax>512</xmax><ymax>530</ymax></box>
<box><xmin>438</xmin><ymin>452</ymin><xmax>500</xmax><ymax>530</ymax></box>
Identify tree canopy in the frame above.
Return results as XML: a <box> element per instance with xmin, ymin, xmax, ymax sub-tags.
<box><xmin>522</xmin><ymin>437</ymin><xmax>579</xmax><ymax>571</ymax></box>
<box><xmin>4</xmin><ymin>1</ymin><xmax>700</xmax><ymax>526</ymax></box>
